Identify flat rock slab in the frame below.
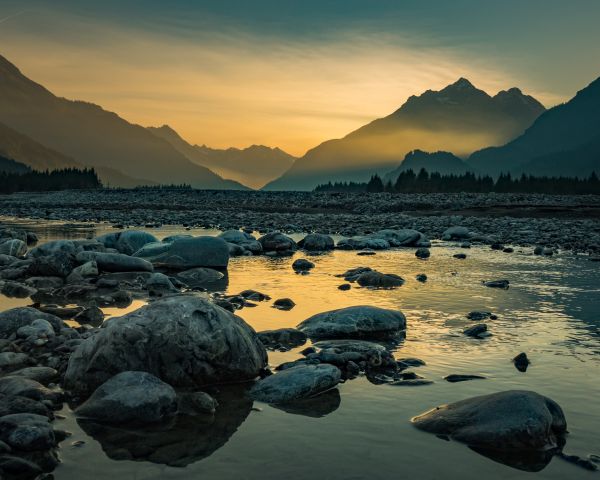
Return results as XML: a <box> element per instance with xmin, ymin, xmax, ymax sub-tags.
<box><xmin>297</xmin><ymin>305</ymin><xmax>406</xmax><ymax>340</ymax></box>
<box><xmin>250</xmin><ymin>364</ymin><xmax>341</xmax><ymax>404</ymax></box>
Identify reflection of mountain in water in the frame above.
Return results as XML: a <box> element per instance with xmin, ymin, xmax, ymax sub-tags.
<box><xmin>77</xmin><ymin>386</ymin><xmax>252</xmax><ymax>467</ymax></box>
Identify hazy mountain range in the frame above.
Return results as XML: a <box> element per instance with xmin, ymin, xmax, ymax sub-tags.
<box><xmin>147</xmin><ymin>125</ymin><xmax>295</xmax><ymax>189</ymax></box>
<box><xmin>0</xmin><ymin>53</ymin><xmax>597</xmax><ymax>190</ymax></box>
<box><xmin>0</xmin><ymin>55</ymin><xmax>247</xmax><ymax>189</ymax></box>
<box><xmin>263</xmin><ymin>78</ymin><xmax>546</xmax><ymax>190</ymax></box>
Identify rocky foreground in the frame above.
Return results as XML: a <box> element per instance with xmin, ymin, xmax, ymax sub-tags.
<box><xmin>1</xmin><ymin>189</ymin><xmax>599</xmax><ymax>252</ymax></box>
<box><xmin>0</xmin><ymin>224</ymin><xmax>597</xmax><ymax>478</ymax></box>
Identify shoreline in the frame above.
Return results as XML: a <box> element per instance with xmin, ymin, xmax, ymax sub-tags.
<box><xmin>0</xmin><ymin>190</ymin><xmax>599</xmax><ymax>253</ymax></box>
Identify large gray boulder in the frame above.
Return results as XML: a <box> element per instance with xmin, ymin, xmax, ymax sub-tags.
<box><xmin>76</xmin><ymin>251</ymin><xmax>154</xmax><ymax>273</ymax></box>
<box><xmin>133</xmin><ymin>236</ymin><xmax>229</xmax><ymax>269</ymax></box>
<box><xmin>64</xmin><ymin>295</ymin><xmax>267</xmax><ymax>395</ymax></box>
<box><xmin>298</xmin><ymin>233</ymin><xmax>334</xmax><ymax>251</ymax></box>
<box><xmin>0</xmin><ymin>307</ymin><xmax>63</xmax><ymax>339</ymax></box>
<box><xmin>250</xmin><ymin>364</ymin><xmax>341</xmax><ymax>404</ymax></box>
<box><xmin>76</xmin><ymin>371</ymin><xmax>178</xmax><ymax>425</ymax></box>
<box><xmin>298</xmin><ymin>305</ymin><xmax>406</xmax><ymax>340</ymax></box>
<box><xmin>411</xmin><ymin>390</ymin><xmax>567</xmax><ymax>451</ymax></box>
<box><xmin>96</xmin><ymin>230</ymin><xmax>158</xmax><ymax>255</ymax></box>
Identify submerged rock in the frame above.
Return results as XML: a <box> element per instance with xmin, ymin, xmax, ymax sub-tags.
<box><xmin>64</xmin><ymin>295</ymin><xmax>267</xmax><ymax>395</ymax></box>
<box><xmin>483</xmin><ymin>279</ymin><xmax>510</xmax><ymax>289</ymax></box>
<box><xmin>250</xmin><ymin>364</ymin><xmax>341</xmax><ymax>404</ymax></box>
<box><xmin>513</xmin><ymin>352</ymin><xmax>531</xmax><ymax>372</ymax></box>
<box><xmin>412</xmin><ymin>390</ymin><xmax>567</xmax><ymax>451</ymax></box>
<box><xmin>272</xmin><ymin>298</ymin><xmax>296</xmax><ymax>310</ymax></box>
<box><xmin>444</xmin><ymin>374</ymin><xmax>486</xmax><ymax>383</ymax></box>
<box><xmin>415</xmin><ymin>247</ymin><xmax>430</xmax><ymax>259</ymax></box>
<box><xmin>76</xmin><ymin>371</ymin><xmax>178</xmax><ymax>425</ymax></box>
<box><xmin>463</xmin><ymin>323</ymin><xmax>489</xmax><ymax>338</ymax></box>
<box><xmin>356</xmin><ymin>270</ymin><xmax>404</xmax><ymax>288</ymax></box>
<box><xmin>297</xmin><ymin>305</ymin><xmax>406</xmax><ymax>340</ymax></box>
<box><xmin>292</xmin><ymin>258</ymin><xmax>315</xmax><ymax>272</ymax></box>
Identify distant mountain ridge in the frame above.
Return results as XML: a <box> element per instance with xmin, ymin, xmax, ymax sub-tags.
<box><xmin>0</xmin><ymin>55</ymin><xmax>249</xmax><ymax>189</ymax></box>
<box><xmin>383</xmin><ymin>150</ymin><xmax>473</xmax><ymax>184</ymax></box>
<box><xmin>148</xmin><ymin>125</ymin><xmax>295</xmax><ymax>189</ymax></box>
<box><xmin>0</xmin><ymin>153</ymin><xmax>30</xmax><ymax>174</ymax></box>
<box><xmin>264</xmin><ymin>78</ymin><xmax>545</xmax><ymax>190</ymax></box>
<box><xmin>468</xmin><ymin>77</ymin><xmax>600</xmax><ymax>177</ymax></box>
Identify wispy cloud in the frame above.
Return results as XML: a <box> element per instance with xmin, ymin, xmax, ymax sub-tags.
<box><xmin>0</xmin><ymin>5</ymin><xmax>569</xmax><ymax>155</ymax></box>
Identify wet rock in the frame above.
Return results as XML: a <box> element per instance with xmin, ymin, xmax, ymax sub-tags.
<box><xmin>0</xmin><ymin>254</ymin><xmax>18</xmax><ymax>267</ymax></box>
<box><xmin>76</xmin><ymin>371</ymin><xmax>178</xmax><ymax>425</ymax></box>
<box><xmin>292</xmin><ymin>258</ymin><xmax>315</xmax><ymax>272</ymax></box>
<box><xmin>336</xmin><ymin>266</ymin><xmax>372</xmax><ymax>282</ymax></box>
<box><xmin>463</xmin><ymin>323</ymin><xmax>489</xmax><ymax>338</ymax></box>
<box><xmin>337</xmin><ymin>283</ymin><xmax>351</xmax><ymax>291</ymax></box>
<box><xmin>298</xmin><ymin>233</ymin><xmax>334</xmax><ymax>251</ymax></box>
<box><xmin>297</xmin><ymin>305</ymin><xmax>406</xmax><ymax>340</ymax></box>
<box><xmin>66</xmin><ymin>260</ymin><xmax>98</xmax><ymax>283</ymax></box>
<box><xmin>17</xmin><ymin>319</ymin><xmax>55</xmax><ymax>341</ymax></box>
<box><xmin>0</xmin><ymin>352</ymin><xmax>29</xmax><ymax>369</ymax></box>
<box><xmin>177</xmin><ymin>391</ymin><xmax>218</xmax><ymax>416</ymax></box>
<box><xmin>483</xmin><ymin>279</ymin><xmax>510</xmax><ymax>289</ymax></box>
<box><xmin>311</xmin><ymin>339</ymin><xmax>397</xmax><ymax>371</ymax></box>
<box><xmin>24</xmin><ymin>276</ymin><xmax>64</xmax><ymax>290</ymax></box>
<box><xmin>442</xmin><ymin>226</ymin><xmax>471</xmax><ymax>241</ymax></box>
<box><xmin>0</xmin><ymin>308</ymin><xmax>63</xmax><ymax>339</ymax></box>
<box><xmin>134</xmin><ymin>236</ymin><xmax>229</xmax><ymax>269</ymax></box>
<box><xmin>145</xmin><ymin>273</ymin><xmax>178</xmax><ymax>296</ymax></box>
<box><xmin>0</xmin><ymin>413</ymin><xmax>56</xmax><ymax>451</ymax></box>
<box><xmin>258</xmin><ymin>232</ymin><xmax>297</xmax><ymax>254</ymax></box>
<box><xmin>272</xmin><ymin>298</ymin><xmax>296</xmax><ymax>310</ymax></box>
<box><xmin>513</xmin><ymin>352</ymin><xmax>530</xmax><ymax>372</ymax></box>
<box><xmin>453</xmin><ymin>253</ymin><xmax>467</xmax><ymax>259</ymax></box>
<box><xmin>356</xmin><ymin>270</ymin><xmax>404</xmax><ymax>288</ymax></box>
<box><xmin>239</xmin><ymin>290</ymin><xmax>270</xmax><ymax>301</ymax></box>
<box><xmin>175</xmin><ymin>267</ymin><xmax>225</xmax><ymax>289</ymax></box>
<box><xmin>0</xmin><ymin>280</ymin><xmax>36</xmax><ymax>298</ymax></box>
<box><xmin>219</xmin><ymin>230</ymin><xmax>262</xmax><ymax>254</ymax></box>
<box><xmin>558</xmin><ymin>453</ymin><xmax>598</xmax><ymax>471</ymax></box>
<box><xmin>8</xmin><ymin>368</ymin><xmax>58</xmax><ymax>386</ymax></box>
<box><xmin>357</xmin><ymin>249</ymin><xmax>376</xmax><ymax>256</ymax></box>
<box><xmin>397</xmin><ymin>358</ymin><xmax>426</xmax><ymax>369</ymax></box>
<box><xmin>416</xmin><ymin>273</ymin><xmax>428</xmax><ymax>282</ymax></box>
<box><xmin>467</xmin><ymin>311</ymin><xmax>497</xmax><ymax>321</ymax></box>
<box><xmin>390</xmin><ymin>379</ymin><xmax>434</xmax><ymax>386</ymax></box>
<box><xmin>0</xmin><ymin>394</ymin><xmax>51</xmax><ymax>418</ymax></box>
<box><xmin>0</xmin><ymin>239</ymin><xmax>27</xmax><ymax>257</ymax></box>
<box><xmin>534</xmin><ymin>246</ymin><xmax>544</xmax><ymax>255</ymax></box>
<box><xmin>257</xmin><ymin>328</ymin><xmax>307</xmax><ymax>349</ymax></box>
<box><xmin>503</xmin><ymin>247</ymin><xmax>514</xmax><ymax>253</ymax></box>
<box><xmin>73</xmin><ymin>306</ymin><xmax>104</xmax><ymax>327</ymax></box>
<box><xmin>415</xmin><ymin>247</ymin><xmax>430</xmax><ymax>259</ymax></box>
<box><xmin>371</xmin><ymin>229</ymin><xmax>427</xmax><ymax>247</ymax></box>
<box><xmin>28</xmin><ymin>240</ymin><xmax>79</xmax><ymax>258</ymax></box>
<box><xmin>76</xmin><ymin>251</ymin><xmax>153</xmax><ymax>273</ymax></box>
<box><xmin>444</xmin><ymin>374</ymin><xmax>486</xmax><ymax>383</ymax></box>
<box><xmin>96</xmin><ymin>230</ymin><xmax>158</xmax><ymax>255</ymax></box>
<box><xmin>64</xmin><ymin>295</ymin><xmax>267</xmax><ymax>395</ymax></box>
<box><xmin>28</xmin><ymin>252</ymin><xmax>77</xmax><ymax>278</ymax></box>
<box><xmin>0</xmin><ymin>454</ymin><xmax>43</xmax><ymax>477</ymax></box>
<box><xmin>412</xmin><ymin>390</ymin><xmax>567</xmax><ymax>451</ymax></box>
<box><xmin>0</xmin><ymin>377</ymin><xmax>62</xmax><ymax>404</ymax></box>
<box><xmin>337</xmin><ymin>236</ymin><xmax>389</xmax><ymax>250</ymax></box>
<box><xmin>250</xmin><ymin>364</ymin><xmax>341</xmax><ymax>404</ymax></box>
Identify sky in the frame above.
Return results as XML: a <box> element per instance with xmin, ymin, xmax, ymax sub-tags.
<box><xmin>1</xmin><ymin>0</ymin><xmax>599</xmax><ymax>157</ymax></box>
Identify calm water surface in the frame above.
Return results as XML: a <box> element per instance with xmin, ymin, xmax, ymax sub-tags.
<box><xmin>2</xmin><ymin>218</ymin><xmax>599</xmax><ymax>479</ymax></box>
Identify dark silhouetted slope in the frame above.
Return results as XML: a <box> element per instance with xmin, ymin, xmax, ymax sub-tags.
<box><xmin>383</xmin><ymin>150</ymin><xmax>473</xmax><ymax>184</ymax></box>
<box><xmin>469</xmin><ymin>77</ymin><xmax>600</xmax><ymax>176</ymax></box>
<box><xmin>0</xmin><ymin>55</ymin><xmax>248</xmax><ymax>189</ymax></box>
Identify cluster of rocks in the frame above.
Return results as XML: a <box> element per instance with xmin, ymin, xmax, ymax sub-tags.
<box><xmin>0</xmin><ymin>223</ymin><xmax>589</xmax><ymax>475</ymax></box>
<box><xmin>1</xmin><ymin>189</ymin><xmax>599</xmax><ymax>253</ymax></box>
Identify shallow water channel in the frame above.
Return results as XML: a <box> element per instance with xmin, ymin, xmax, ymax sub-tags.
<box><xmin>1</xmin><ymin>218</ymin><xmax>599</xmax><ymax>479</ymax></box>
